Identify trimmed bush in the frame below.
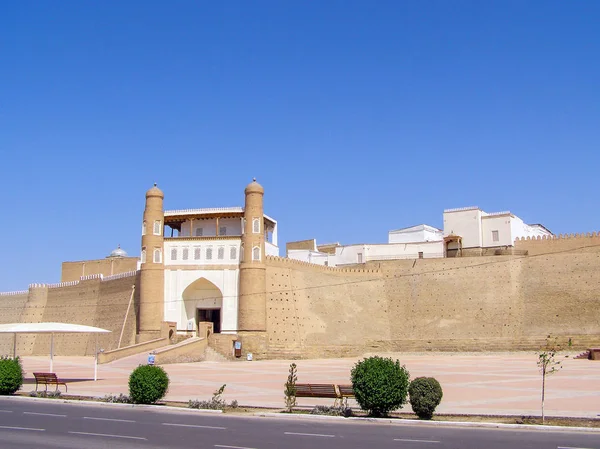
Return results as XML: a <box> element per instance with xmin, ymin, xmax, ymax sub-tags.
<box><xmin>0</xmin><ymin>357</ymin><xmax>24</xmax><ymax>395</ymax></box>
<box><xmin>408</xmin><ymin>377</ymin><xmax>443</xmax><ymax>420</ymax></box>
<box><xmin>128</xmin><ymin>365</ymin><xmax>169</xmax><ymax>404</ymax></box>
<box><xmin>350</xmin><ymin>356</ymin><xmax>410</xmax><ymax>417</ymax></box>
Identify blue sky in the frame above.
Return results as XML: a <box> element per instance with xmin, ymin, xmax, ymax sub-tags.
<box><xmin>1</xmin><ymin>1</ymin><xmax>599</xmax><ymax>291</ymax></box>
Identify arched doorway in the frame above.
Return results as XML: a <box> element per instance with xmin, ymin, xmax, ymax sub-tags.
<box><xmin>182</xmin><ymin>278</ymin><xmax>223</xmax><ymax>334</ymax></box>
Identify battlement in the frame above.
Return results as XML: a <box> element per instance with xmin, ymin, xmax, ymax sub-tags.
<box><xmin>515</xmin><ymin>231</ymin><xmax>600</xmax><ymax>255</ymax></box>
<box><xmin>266</xmin><ymin>255</ymin><xmax>380</xmax><ymax>274</ymax></box>
<box><xmin>0</xmin><ymin>290</ymin><xmax>28</xmax><ymax>297</ymax></box>
<box><xmin>101</xmin><ymin>270</ymin><xmax>138</xmax><ymax>281</ymax></box>
<box><xmin>20</xmin><ymin>271</ymin><xmax>140</xmax><ymax>292</ymax></box>
<box><xmin>80</xmin><ymin>274</ymin><xmax>103</xmax><ymax>281</ymax></box>
<box><xmin>516</xmin><ymin>232</ymin><xmax>599</xmax><ymax>241</ymax></box>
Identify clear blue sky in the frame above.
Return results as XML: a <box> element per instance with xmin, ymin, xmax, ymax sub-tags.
<box><xmin>1</xmin><ymin>1</ymin><xmax>598</xmax><ymax>291</ymax></box>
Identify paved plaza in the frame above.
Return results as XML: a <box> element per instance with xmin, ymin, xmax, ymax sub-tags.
<box><xmin>18</xmin><ymin>351</ymin><xmax>600</xmax><ymax>418</ymax></box>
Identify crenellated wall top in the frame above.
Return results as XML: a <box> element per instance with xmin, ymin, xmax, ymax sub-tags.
<box><xmin>515</xmin><ymin>232</ymin><xmax>599</xmax><ymax>241</ymax></box>
<box><xmin>0</xmin><ymin>290</ymin><xmax>28</xmax><ymax>296</ymax></box>
<box><xmin>266</xmin><ymin>256</ymin><xmax>380</xmax><ymax>274</ymax></box>
<box><xmin>101</xmin><ymin>270</ymin><xmax>138</xmax><ymax>281</ymax></box>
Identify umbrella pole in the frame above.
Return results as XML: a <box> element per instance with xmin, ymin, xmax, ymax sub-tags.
<box><xmin>94</xmin><ymin>334</ymin><xmax>98</xmax><ymax>381</ymax></box>
<box><xmin>50</xmin><ymin>333</ymin><xmax>54</xmax><ymax>372</ymax></box>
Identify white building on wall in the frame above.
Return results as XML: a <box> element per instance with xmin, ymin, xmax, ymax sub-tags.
<box><xmin>287</xmin><ymin>207</ymin><xmax>552</xmax><ymax>266</ymax></box>
<box><xmin>161</xmin><ymin>207</ymin><xmax>278</xmax><ymax>334</ymax></box>
<box><xmin>443</xmin><ymin>207</ymin><xmax>553</xmax><ymax>256</ymax></box>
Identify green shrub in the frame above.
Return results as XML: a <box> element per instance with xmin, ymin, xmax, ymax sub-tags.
<box><xmin>408</xmin><ymin>377</ymin><xmax>443</xmax><ymax>420</ymax></box>
<box><xmin>29</xmin><ymin>390</ymin><xmax>61</xmax><ymax>399</ymax></box>
<box><xmin>310</xmin><ymin>405</ymin><xmax>353</xmax><ymax>417</ymax></box>
<box><xmin>102</xmin><ymin>393</ymin><xmax>131</xmax><ymax>403</ymax></box>
<box><xmin>188</xmin><ymin>384</ymin><xmax>231</xmax><ymax>410</ymax></box>
<box><xmin>0</xmin><ymin>357</ymin><xmax>24</xmax><ymax>395</ymax></box>
<box><xmin>350</xmin><ymin>356</ymin><xmax>410</xmax><ymax>417</ymax></box>
<box><xmin>128</xmin><ymin>365</ymin><xmax>169</xmax><ymax>404</ymax></box>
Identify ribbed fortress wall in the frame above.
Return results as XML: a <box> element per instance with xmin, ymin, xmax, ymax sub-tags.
<box><xmin>264</xmin><ymin>241</ymin><xmax>600</xmax><ymax>358</ymax></box>
<box><xmin>0</xmin><ymin>272</ymin><xmax>139</xmax><ymax>357</ymax></box>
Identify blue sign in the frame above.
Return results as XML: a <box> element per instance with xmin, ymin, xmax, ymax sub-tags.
<box><xmin>148</xmin><ymin>353</ymin><xmax>156</xmax><ymax>365</ymax></box>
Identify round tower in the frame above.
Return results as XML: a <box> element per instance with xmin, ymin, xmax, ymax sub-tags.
<box><xmin>138</xmin><ymin>183</ymin><xmax>165</xmax><ymax>342</ymax></box>
<box><xmin>238</xmin><ymin>178</ymin><xmax>267</xmax><ymax>333</ymax></box>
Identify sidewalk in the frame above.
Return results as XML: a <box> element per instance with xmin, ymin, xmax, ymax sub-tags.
<box><xmin>18</xmin><ymin>352</ymin><xmax>600</xmax><ymax>418</ymax></box>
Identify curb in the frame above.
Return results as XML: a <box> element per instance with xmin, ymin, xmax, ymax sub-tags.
<box><xmin>253</xmin><ymin>412</ymin><xmax>600</xmax><ymax>433</ymax></box>
<box><xmin>0</xmin><ymin>395</ymin><xmax>222</xmax><ymax>414</ymax></box>
<box><xmin>2</xmin><ymin>396</ymin><xmax>597</xmax><ymax>433</ymax></box>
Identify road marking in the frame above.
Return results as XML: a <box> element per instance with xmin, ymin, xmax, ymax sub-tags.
<box><xmin>284</xmin><ymin>432</ymin><xmax>335</xmax><ymax>438</ymax></box>
<box><xmin>558</xmin><ymin>447</ymin><xmax>597</xmax><ymax>449</ymax></box>
<box><xmin>0</xmin><ymin>425</ymin><xmax>45</xmax><ymax>432</ymax></box>
<box><xmin>0</xmin><ymin>410</ymin><xmax>13</xmax><ymax>413</ymax></box>
<box><xmin>68</xmin><ymin>431</ymin><xmax>146</xmax><ymax>440</ymax></box>
<box><xmin>163</xmin><ymin>423</ymin><xmax>226</xmax><ymax>430</ymax></box>
<box><xmin>215</xmin><ymin>446</ymin><xmax>258</xmax><ymax>449</ymax></box>
<box><xmin>24</xmin><ymin>412</ymin><xmax>67</xmax><ymax>418</ymax></box>
<box><xmin>83</xmin><ymin>416</ymin><xmax>136</xmax><ymax>423</ymax></box>
<box><xmin>394</xmin><ymin>439</ymin><xmax>440</xmax><ymax>444</ymax></box>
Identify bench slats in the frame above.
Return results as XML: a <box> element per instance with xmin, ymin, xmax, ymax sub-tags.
<box><xmin>293</xmin><ymin>383</ymin><xmax>354</xmax><ymax>400</ymax></box>
<box><xmin>33</xmin><ymin>372</ymin><xmax>68</xmax><ymax>392</ymax></box>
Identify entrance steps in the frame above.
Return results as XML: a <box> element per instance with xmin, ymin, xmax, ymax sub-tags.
<box><xmin>574</xmin><ymin>350</ymin><xmax>591</xmax><ymax>360</ymax></box>
<box><xmin>204</xmin><ymin>346</ymin><xmax>229</xmax><ymax>362</ymax></box>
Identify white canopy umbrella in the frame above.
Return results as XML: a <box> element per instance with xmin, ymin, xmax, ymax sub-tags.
<box><xmin>0</xmin><ymin>323</ymin><xmax>111</xmax><ymax>381</ymax></box>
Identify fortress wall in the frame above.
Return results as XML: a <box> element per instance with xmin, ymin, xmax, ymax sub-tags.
<box><xmin>265</xmin><ymin>258</ymin><xmax>385</xmax><ymax>358</ymax></box>
<box><xmin>33</xmin><ymin>278</ymin><xmax>101</xmax><ymax>356</ymax></box>
<box><xmin>17</xmin><ymin>285</ymin><xmax>49</xmax><ymax>355</ymax></box>
<box><xmin>0</xmin><ymin>272</ymin><xmax>140</xmax><ymax>358</ymax></box>
<box><xmin>515</xmin><ymin>233</ymin><xmax>600</xmax><ymax>255</ymax></box>
<box><xmin>520</xmin><ymin>249</ymin><xmax>600</xmax><ymax>341</ymax></box>
<box><xmin>90</xmin><ymin>273</ymin><xmax>140</xmax><ymax>355</ymax></box>
<box><xmin>0</xmin><ymin>291</ymin><xmax>29</xmax><ymax>356</ymax></box>
<box><xmin>265</xmin><ymin>245</ymin><xmax>600</xmax><ymax>357</ymax></box>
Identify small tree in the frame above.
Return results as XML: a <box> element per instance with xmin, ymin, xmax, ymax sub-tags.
<box><xmin>537</xmin><ymin>338</ymin><xmax>562</xmax><ymax>424</ymax></box>
<box><xmin>351</xmin><ymin>356</ymin><xmax>410</xmax><ymax>417</ymax></box>
<box><xmin>284</xmin><ymin>363</ymin><xmax>297</xmax><ymax>412</ymax></box>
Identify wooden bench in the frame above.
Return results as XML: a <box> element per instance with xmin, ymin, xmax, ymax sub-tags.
<box><xmin>337</xmin><ymin>384</ymin><xmax>355</xmax><ymax>398</ymax></box>
<box><xmin>33</xmin><ymin>372</ymin><xmax>68</xmax><ymax>393</ymax></box>
<box><xmin>294</xmin><ymin>383</ymin><xmax>339</xmax><ymax>404</ymax></box>
<box><xmin>294</xmin><ymin>383</ymin><xmax>354</xmax><ymax>406</ymax></box>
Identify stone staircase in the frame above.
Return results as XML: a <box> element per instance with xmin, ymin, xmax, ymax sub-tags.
<box><xmin>574</xmin><ymin>350</ymin><xmax>591</xmax><ymax>360</ymax></box>
<box><xmin>204</xmin><ymin>346</ymin><xmax>229</xmax><ymax>362</ymax></box>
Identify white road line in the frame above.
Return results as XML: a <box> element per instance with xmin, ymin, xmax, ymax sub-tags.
<box><xmin>83</xmin><ymin>416</ymin><xmax>136</xmax><ymax>423</ymax></box>
<box><xmin>0</xmin><ymin>410</ymin><xmax>13</xmax><ymax>413</ymax></box>
<box><xmin>558</xmin><ymin>447</ymin><xmax>597</xmax><ymax>449</ymax></box>
<box><xmin>394</xmin><ymin>439</ymin><xmax>440</xmax><ymax>444</ymax></box>
<box><xmin>215</xmin><ymin>445</ymin><xmax>258</xmax><ymax>449</ymax></box>
<box><xmin>68</xmin><ymin>431</ymin><xmax>146</xmax><ymax>441</ymax></box>
<box><xmin>0</xmin><ymin>425</ymin><xmax>45</xmax><ymax>432</ymax></box>
<box><xmin>24</xmin><ymin>412</ymin><xmax>67</xmax><ymax>418</ymax></box>
<box><xmin>162</xmin><ymin>423</ymin><xmax>226</xmax><ymax>430</ymax></box>
<box><xmin>284</xmin><ymin>432</ymin><xmax>335</xmax><ymax>438</ymax></box>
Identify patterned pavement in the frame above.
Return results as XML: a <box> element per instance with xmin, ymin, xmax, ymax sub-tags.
<box><xmin>18</xmin><ymin>351</ymin><xmax>600</xmax><ymax>418</ymax></box>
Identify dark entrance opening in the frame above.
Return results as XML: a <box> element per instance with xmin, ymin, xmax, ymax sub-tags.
<box><xmin>197</xmin><ymin>308</ymin><xmax>221</xmax><ymax>334</ymax></box>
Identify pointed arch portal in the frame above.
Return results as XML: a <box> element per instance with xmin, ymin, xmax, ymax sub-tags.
<box><xmin>182</xmin><ymin>277</ymin><xmax>223</xmax><ymax>333</ymax></box>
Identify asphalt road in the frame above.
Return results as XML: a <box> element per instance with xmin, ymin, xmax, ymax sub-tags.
<box><xmin>0</xmin><ymin>398</ymin><xmax>599</xmax><ymax>449</ymax></box>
